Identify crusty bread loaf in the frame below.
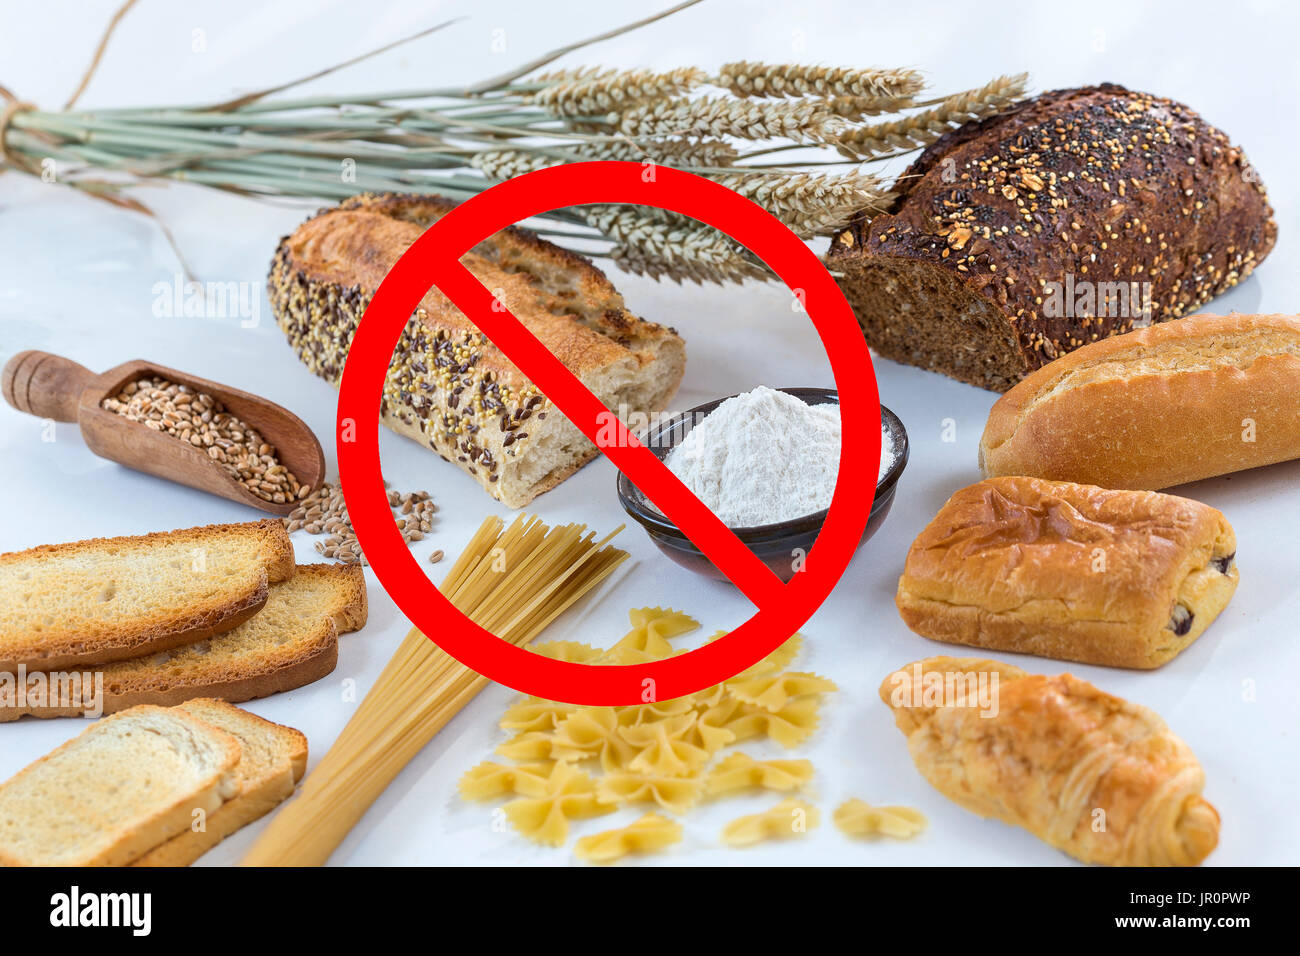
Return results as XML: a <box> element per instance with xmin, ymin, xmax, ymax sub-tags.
<box><xmin>829</xmin><ymin>84</ymin><xmax>1277</xmax><ymax>391</ymax></box>
<box><xmin>980</xmin><ymin>313</ymin><xmax>1300</xmax><ymax>489</ymax></box>
<box><xmin>132</xmin><ymin>699</ymin><xmax>307</xmax><ymax>867</ymax></box>
<box><xmin>269</xmin><ymin>193</ymin><xmax>686</xmax><ymax>507</ymax></box>
<box><xmin>0</xmin><ymin>564</ymin><xmax>368</xmax><ymax>719</ymax></box>
<box><xmin>0</xmin><ymin>705</ymin><xmax>241</xmax><ymax>866</ymax></box>
<box><xmin>0</xmin><ymin>520</ymin><xmax>295</xmax><ymax>673</ymax></box>
<box><xmin>895</xmin><ymin>477</ymin><xmax>1238</xmax><ymax>668</ymax></box>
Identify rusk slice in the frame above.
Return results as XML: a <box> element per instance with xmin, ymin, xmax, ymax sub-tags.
<box><xmin>0</xmin><ymin>705</ymin><xmax>242</xmax><ymax>866</ymax></box>
<box><xmin>0</xmin><ymin>564</ymin><xmax>367</xmax><ymax>720</ymax></box>
<box><xmin>132</xmin><ymin>699</ymin><xmax>307</xmax><ymax>867</ymax></box>
<box><xmin>0</xmin><ymin>520</ymin><xmax>295</xmax><ymax>673</ymax></box>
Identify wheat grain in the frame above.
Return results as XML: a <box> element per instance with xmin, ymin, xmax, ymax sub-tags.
<box><xmin>836</xmin><ymin>73</ymin><xmax>1029</xmax><ymax>158</ymax></box>
<box><xmin>717</xmin><ymin>62</ymin><xmax>924</xmax><ymax>100</ymax></box>
<box><xmin>532</xmin><ymin>67</ymin><xmax>707</xmax><ymax>116</ymax></box>
<box><xmin>619</xmin><ymin>96</ymin><xmax>838</xmax><ymax>142</ymax></box>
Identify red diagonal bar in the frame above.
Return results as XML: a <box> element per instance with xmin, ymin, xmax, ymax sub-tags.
<box><xmin>425</xmin><ymin>255</ymin><xmax>784</xmax><ymax>605</ymax></box>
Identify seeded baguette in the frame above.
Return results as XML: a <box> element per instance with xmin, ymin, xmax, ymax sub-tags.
<box><xmin>980</xmin><ymin>313</ymin><xmax>1300</xmax><ymax>489</ymax></box>
<box><xmin>269</xmin><ymin>192</ymin><xmax>686</xmax><ymax>508</ymax></box>
<box><xmin>0</xmin><ymin>520</ymin><xmax>295</xmax><ymax>673</ymax></box>
<box><xmin>0</xmin><ymin>564</ymin><xmax>367</xmax><ymax>720</ymax></box>
<box><xmin>0</xmin><ymin>705</ymin><xmax>242</xmax><ymax>866</ymax></box>
<box><xmin>131</xmin><ymin>699</ymin><xmax>307</xmax><ymax>867</ymax></box>
<box><xmin>829</xmin><ymin>84</ymin><xmax>1277</xmax><ymax>391</ymax></box>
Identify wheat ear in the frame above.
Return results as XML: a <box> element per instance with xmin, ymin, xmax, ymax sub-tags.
<box><xmin>713</xmin><ymin>171</ymin><xmax>894</xmax><ymax>236</ymax></box>
<box><xmin>531</xmin><ymin>67</ymin><xmax>708</xmax><ymax>116</ymax></box>
<box><xmin>619</xmin><ymin>96</ymin><xmax>838</xmax><ymax>142</ymax></box>
<box><xmin>716</xmin><ymin>62</ymin><xmax>924</xmax><ymax>100</ymax></box>
<box><xmin>836</xmin><ymin>73</ymin><xmax>1029</xmax><ymax>158</ymax></box>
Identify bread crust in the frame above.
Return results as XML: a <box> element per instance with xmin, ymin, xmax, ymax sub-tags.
<box><xmin>0</xmin><ymin>705</ymin><xmax>243</xmax><ymax>866</ymax></box>
<box><xmin>895</xmin><ymin>477</ymin><xmax>1238</xmax><ymax>668</ymax></box>
<box><xmin>0</xmin><ymin>520</ymin><xmax>295</xmax><ymax>673</ymax></box>
<box><xmin>268</xmin><ymin>192</ymin><xmax>686</xmax><ymax>507</ymax></box>
<box><xmin>829</xmin><ymin>84</ymin><xmax>1277</xmax><ymax>391</ymax></box>
<box><xmin>879</xmin><ymin>656</ymin><xmax>1220</xmax><ymax>865</ymax></box>
<box><xmin>981</xmin><ymin>312</ymin><xmax>1300</xmax><ymax>488</ymax></box>
<box><xmin>1</xmin><ymin>564</ymin><xmax>367</xmax><ymax>719</ymax></box>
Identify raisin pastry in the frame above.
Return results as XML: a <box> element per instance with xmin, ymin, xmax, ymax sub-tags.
<box><xmin>879</xmin><ymin>656</ymin><xmax>1220</xmax><ymax>866</ymax></box>
<box><xmin>895</xmin><ymin>476</ymin><xmax>1238</xmax><ymax>669</ymax></box>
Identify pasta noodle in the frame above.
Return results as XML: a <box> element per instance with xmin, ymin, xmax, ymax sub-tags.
<box><xmin>458</xmin><ymin>762</ymin><xmax>553</xmax><ymax>800</ymax></box>
<box><xmin>704</xmin><ymin>752</ymin><xmax>814</xmax><ymax>796</ymax></box>
<box><xmin>503</xmin><ymin>763</ymin><xmax>615</xmax><ymax>846</ymax></box>
<box><xmin>721</xmin><ymin>798</ymin><xmax>820</xmax><ymax>847</ymax></box>
<box><xmin>241</xmin><ymin>515</ymin><xmax>628</xmax><ymax>866</ymax></box>
<box><xmin>574</xmin><ymin>813</ymin><xmax>683</xmax><ymax>863</ymax></box>
<box><xmin>833</xmin><ymin>799</ymin><xmax>928</xmax><ymax>839</ymax></box>
<box><xmin>622</xmin><ymin>713</ymin><xmax>711</xmax><ymax>777</ymax></box>
<box><xmin>596</xmin><ymin>771</ymin><xmax>704</xmax><ymax>814</ymax></box>
<box><xmin>550</xmin><ymin>707</ymin><xmax>637</xmax><ymax>770</ymax></box>
<box><xmin>726</xmin><ymin>672</ymin><xmax>837</xmax><ymax>713</ymax></box>
<box><xmin>528</xmin><ymin>640</ymin><xmax>606</xmax><ymax>664</ymax></box>
<box><xmin>500</xmin><ymin>698</ymin><xmax>575</xmax><ymax>733</ymax></box>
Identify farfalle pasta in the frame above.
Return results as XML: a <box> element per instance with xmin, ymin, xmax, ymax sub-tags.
<box><xmin>597</xmin><ymin>771</ymin><xmax>704</xmax><ymax>814</ymax></box>
<box><xmin>833</xmin><ymin>799</ymin><xmax>927</xmax><ymax>839</ymax></box>
<box><xmin>722</xmin><ymin>798</ymin><xmax>821</xmax><ymax>847</ymax></box>
<box><xmin>727</xmin><ymin>672</ymin><xmax>837</xmax><ymax>713</ymax></box>
<box><xmin>574</xmin><ymin>813</ymin><xmax>683</xmax><ymax>863</ymax></box>
<box><xmin>705</xmin><ymin>753</ymin><xmax>814</xmax><ymax>796</ymax></box>
<box><xmin>459</xmin><ymin>608</ymin><xmax>839</xmax><ymax>860</ymax></box>
<box><xmin>502</xmin><ymin>763</ymin><xmax>615</xmax><ymax>846</ymax></box>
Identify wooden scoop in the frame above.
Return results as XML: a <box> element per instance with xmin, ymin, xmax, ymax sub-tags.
<box><xmin>1</xmin><ymin>350</ymin><xmax>325</xmax><ymax>516</ymax></box>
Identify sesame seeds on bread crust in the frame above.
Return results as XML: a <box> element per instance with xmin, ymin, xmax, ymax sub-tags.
<box><xmin>269</xmin><ymin>192</ymin><xmax>686</xmax><ymax>507</ymax></box>
<box><xmin>830</xmin><ymin>84</ymin><xmax>1277</xmax><ymax>391</ymax></box>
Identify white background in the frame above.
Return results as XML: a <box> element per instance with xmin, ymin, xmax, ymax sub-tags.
<box><xmin>1</xmin><ymin>0</ymin><xmax>1297</xmax><ymax>866</ymax></box>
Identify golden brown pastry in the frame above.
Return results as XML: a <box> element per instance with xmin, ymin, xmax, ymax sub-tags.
<box><xmin>879</xmin><ymin>656</ymin><xmax>1220</xmax><ymax>866</ymax></box>
<box><xmin>980</xmin><ymin>313</ymin><xmax>1300</xmax><ymax>489</ymax></box>
<box><xmin>895</xmin><ymin>476</ymin><xmax>1238</xmax><ymax>668</ymax></box>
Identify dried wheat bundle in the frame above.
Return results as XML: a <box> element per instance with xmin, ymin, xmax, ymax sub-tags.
<box><xmin>0</xmin><ymin>0</ymin><xmax>1030</xmax><ymax>284</ymax></box>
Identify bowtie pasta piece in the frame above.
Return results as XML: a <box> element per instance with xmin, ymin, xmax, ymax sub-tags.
<box><xmin>597</xmin><ymin>771</ymin><xmax>704</xmax><ymax>814</ymax></box>
<box><xmin>575</xmin><ymin>813</ymin><xmax>683</xmax><ymax>863</ymax></box>
<box><xmin>503</xmin><ymin>763</ymin><xmax>615</xmax><ymax>846</ymax></box>
<box><xmin>721</xmin><ymin>798</ymin><xmax>820</xmax><ymax>847</ymax></box>
<box><xmin>500</xmin><ymin>697</ymin><xmax>576</xmax><ymax>733</ymax></box>
<box><xmin>833</xmin><ymin>799</ymin><xmax>928</xmax><ymax>839</ymax></box>
<box><xmin>621</xmin><ymin>713</ymin><xmax>711</xmax><ymax>777</ymax></box>
<box><xmin>726</xmin><ymin>671</ymin><xmax>837</xmax><ymax>712</ymax></box>
<box><xmin>551</xmin><ymin>707</ymin><xmax>639</xmax><ymax>770</ymax></box>
<box><xmin>459</xmin><ymin>761</ymin><xmax>554</xmax><ymax>800</ymax></box>
<box><xmin>705</xmin><ymin>752</ymin><xmax>814</xmax><ymax>796</ymax></box>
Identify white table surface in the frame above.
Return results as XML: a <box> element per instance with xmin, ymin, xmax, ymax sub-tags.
<box><xmin>1</xmin><ymin>0</ymin><xmax>1296</xmax><ymax>867</ymax></box>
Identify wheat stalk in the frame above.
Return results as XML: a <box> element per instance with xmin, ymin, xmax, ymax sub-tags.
<box><xmin>0</xmin><ymin>1</ymin><xmax>1032</xmax><ymax>286</ymax></box>
<box><xmin>717</xmin><ymin>62</ymin><xmax>924</xmax><ymax>100</ymax></box>
<box><xmin>835</xmin><ymin>73</ymin><xmax>1029</xmax><ymax>158</ymax></box>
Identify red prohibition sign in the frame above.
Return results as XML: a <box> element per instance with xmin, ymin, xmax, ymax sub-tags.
<box><xmin>336</xmin><ymin>161</ymin><xmax>880</xmax><ymax>705</ymax></box>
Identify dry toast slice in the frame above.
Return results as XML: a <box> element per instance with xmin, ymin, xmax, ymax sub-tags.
<box><xmin>0</xmin><ymin>563</ymin><xmax>367</xmax><ymax>719</ymax></box>
<box><xmin>131</xmin><ymin>699</ymin><xmax>307</xmax><ymax>866</ymax></box>
<box><xmin>0</xmin><ymin>520</ymin><xmax>295</xmax><ymax>672</ymax></box>
<box><xmin>0</xmin><ymin>704</ymin><xmax>241</xmax><ymax>866</ymax></box>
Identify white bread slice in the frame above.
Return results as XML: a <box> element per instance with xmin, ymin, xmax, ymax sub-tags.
<box><xmin>0</xmin><ymin>564</ymin><xmax>367</xmax><ymax>720</ymax></box>
<box><xmin>131</xmin><ymin>699</ymin><xmax>307</xmax><ymax>867</ymax></box>
<box><xmin>0</xmin><ymin>520</ymin><xmax>295</xmax><ymax>673</ymax></box>
<box><xmin>0</xmin><ymin>705</ymin><xmax>241</xmax><ymax>866</ymax></box>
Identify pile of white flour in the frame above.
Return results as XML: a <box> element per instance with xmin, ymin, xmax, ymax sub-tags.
<box><xmin>661</xmin><ymin>386</ymin><xmax>894</xmax><ymax>527</ymax></box>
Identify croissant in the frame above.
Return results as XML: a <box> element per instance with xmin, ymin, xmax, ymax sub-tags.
<box><xmin>879</xmin><ymin>656</ymin><xmax>1219</xmax><ymax>866</ymax></box>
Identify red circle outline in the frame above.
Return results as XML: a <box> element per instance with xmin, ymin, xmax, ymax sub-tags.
<box><xmin>336</xmin><ymin>161</ymin><xmax>880</xmax><ymax>705</ymax></box>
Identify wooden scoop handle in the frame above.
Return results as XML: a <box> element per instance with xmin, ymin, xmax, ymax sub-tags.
<box><xmin>1</xmin><ymin>350</ymin><xmax>96</xmax><ymax>423</ymax></box>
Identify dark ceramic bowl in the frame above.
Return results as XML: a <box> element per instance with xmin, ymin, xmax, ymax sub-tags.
<box><xmin>617</xmin><ymin>387</ymin><xmax>909</xmax><ymax>583</ymax></box>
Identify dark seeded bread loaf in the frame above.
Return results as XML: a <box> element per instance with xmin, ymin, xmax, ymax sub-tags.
<box><xmin>828</xmin><ymin>84</ymin><xmax>1277</xmax><ymax>391</ymax></box>
<box><xmin>269</xmin><ymin>193</ymin><xmax>686</xmax><ymax>507</ymax></box>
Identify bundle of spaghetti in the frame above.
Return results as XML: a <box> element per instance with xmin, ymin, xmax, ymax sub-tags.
<box><xmin>242</xmin><ymin>514</ymin><xmax>627</xmax><ymax>866</ymax></box>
